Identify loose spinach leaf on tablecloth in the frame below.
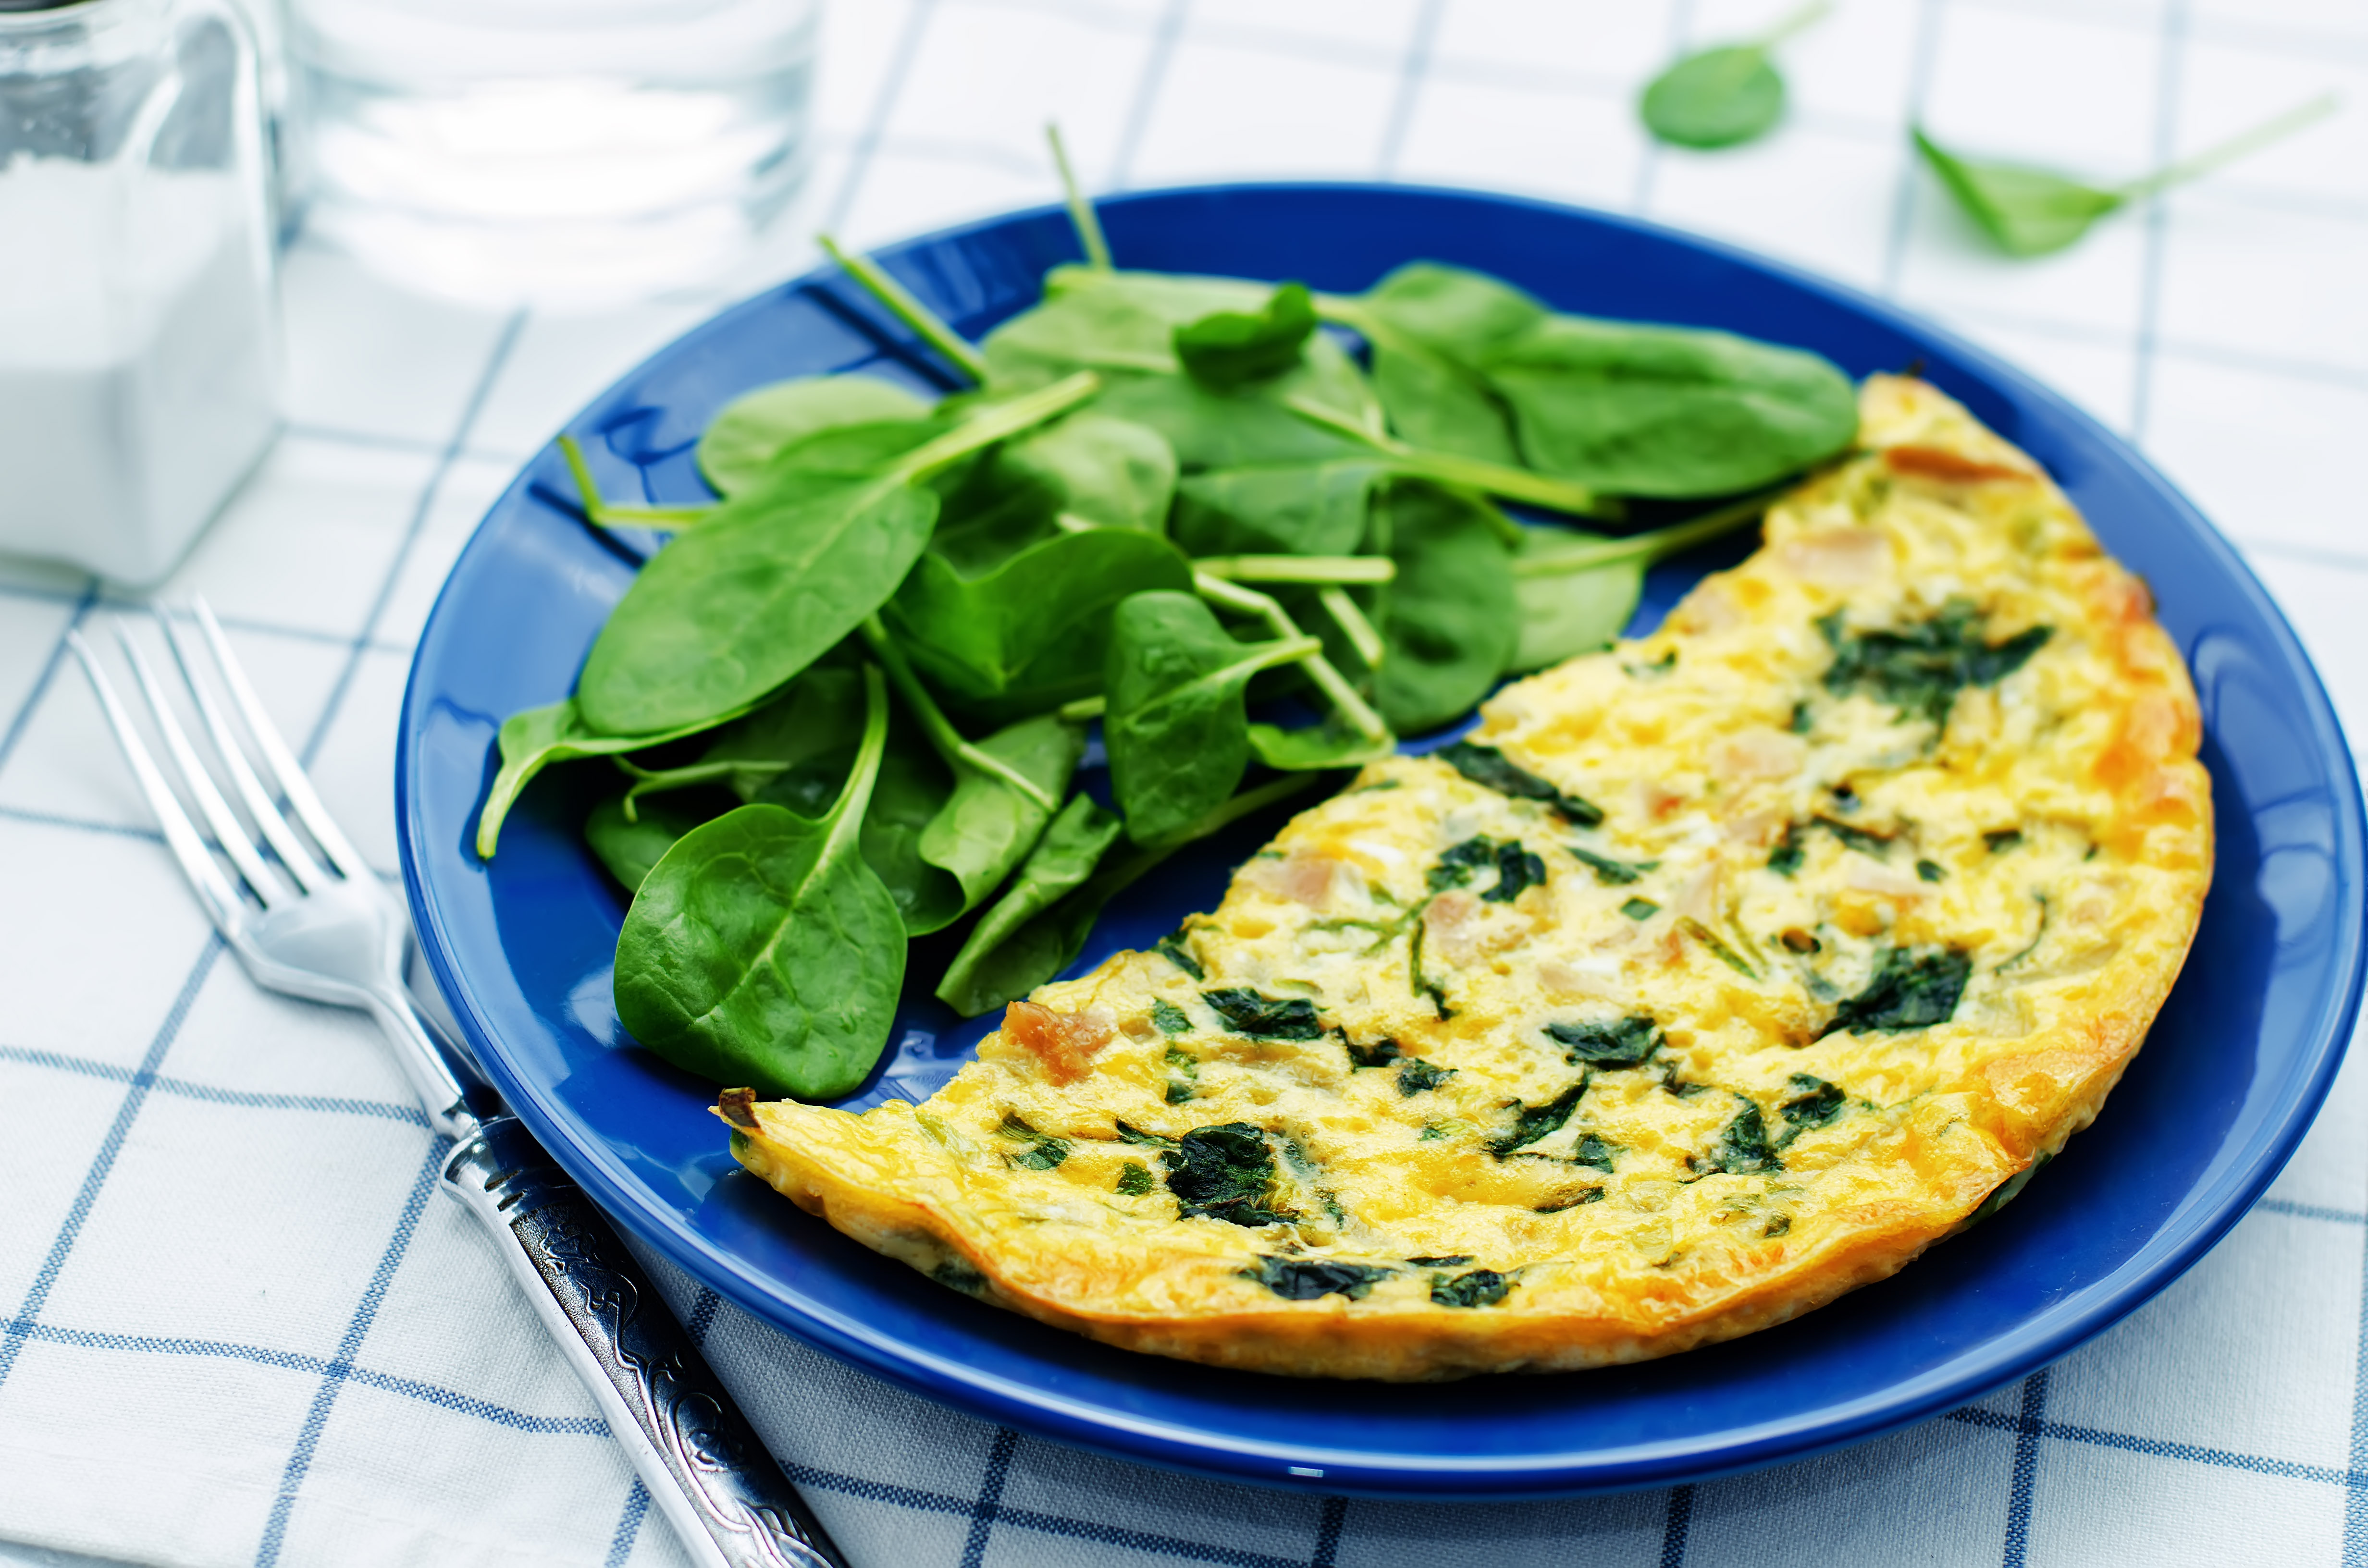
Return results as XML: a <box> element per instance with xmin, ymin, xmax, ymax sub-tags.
<box><xmin>884</xmin><ymin>527</ymin><xmax>1195</xmax><ymax>717</ymax></box>
<box><xmin>1367</xmin><ymin>481</ymin><xmax>1518</xmax><ymax>735</ymax></box>
<box><xmin>1103</xmin><ymin>590</ymin><xmax>1319</xmax><ymax>844</ymax></box>
<box><xmin>1913</xmin><ymin>95</ymin><xmax>2335</xmax><ymax>258</ymax></box>
<box><xmin>1639</xmin><ymin>3</ymin><xmax>1825</xmax><ymax>150</ymax></box>
<box><xmin>614</xmin><ymin>664</ymin><xmax>906</xmax><ymax>1099</ymax></box>
<box><xmin>935</xmin><ymin>794</ymin><xmax>1126</xmax><ymax>1017</ymax></box>
<box><xmin>695</xmin><ymin>374</ymin><xmax>931</xmax><ymax>496</ymax></box>
<box><xmin>475</xmin><ymin>697</ymin><xmax>755</xmax><ymax>858</ymax></box>
<box><xmin>574</xmin><ymin>375</ymin><xmax>1094</xmax><ymax>737</ymax></box>
<box><xmin>1172</xmin><ymin>282</ymin><xmax>1319</xmax><ymax>392</ymax></box>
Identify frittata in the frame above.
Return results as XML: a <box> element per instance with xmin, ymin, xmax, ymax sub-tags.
<box><xmin>720</xmin><ymin>375</ymin><xmax>2212</xmax><ymax>1380</ymax></box>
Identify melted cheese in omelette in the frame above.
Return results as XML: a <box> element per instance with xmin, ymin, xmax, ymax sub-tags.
<box><xmin>720</xmin><ymin>376</ymin><xmax>2211</xmax><ymax>1380</ymax></box>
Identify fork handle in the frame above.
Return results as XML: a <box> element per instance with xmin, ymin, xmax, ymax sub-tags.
<box><xmin>442</xmin><ymin>1116</ymin><xmax>846</xmax><ymax>1568</ymax></box>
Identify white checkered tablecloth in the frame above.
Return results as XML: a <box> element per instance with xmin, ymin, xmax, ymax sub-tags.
<box><xmin>3</xmin><ymin>0</ymin><xmax>2366</xmax><ymax>1563</ymax></box>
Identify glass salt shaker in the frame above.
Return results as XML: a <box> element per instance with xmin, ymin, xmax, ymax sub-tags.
<box><xmin>0</xmin><ymin>0</ymin><xmax>279</xmax><ymax>585</ymax></box>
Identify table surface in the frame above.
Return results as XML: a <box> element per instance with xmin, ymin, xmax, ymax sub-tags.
<box><xmin>3</xmin><ymin>1</ymin><xmax>2366</xmax><ymax>1565</ymax></box>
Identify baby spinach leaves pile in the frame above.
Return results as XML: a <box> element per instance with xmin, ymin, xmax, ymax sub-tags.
<box><xmin>473</xmin><ymin>144</ymin><xmax>1865</xmax><ymax>1102</ymax></box>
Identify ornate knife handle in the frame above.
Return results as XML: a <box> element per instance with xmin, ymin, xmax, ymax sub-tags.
<box><xmin>442</xmin><ymin>1116</ymin><xmax>846</xmax><ymax>1568</ymax></box>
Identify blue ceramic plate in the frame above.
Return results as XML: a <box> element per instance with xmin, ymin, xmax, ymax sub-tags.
<box><xmin>397</xmin><ymin>184</ymin><xmax>2364</xmax><ymax>1497</ymax></box>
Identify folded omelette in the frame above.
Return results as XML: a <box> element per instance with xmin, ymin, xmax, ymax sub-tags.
<box><xmin>719</xmin><ymin>375</ymin><xmax>2212</xmax><ymax>1380</ymax></box>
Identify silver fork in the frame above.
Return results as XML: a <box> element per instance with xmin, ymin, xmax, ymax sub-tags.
<box><xmin>70</xmin><ymin>600</ymin><xmax>845</xmax><ymax>1568</ymax></box>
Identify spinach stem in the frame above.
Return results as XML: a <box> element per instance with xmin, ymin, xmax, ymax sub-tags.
<box><xmin>1053</xmin><ymin>511</ymin><xmax>1100</xmax><ymax>534</ymax></box>
<box><xmin>555</xmin><ymin>435</ymin><xmax>715</xmax><ymax>528</ymax></box>
<box><xmin>859</xmin><ymin>617</ymin><xmax>1061</xmax><ymax>811</ymax></box>
<box><xmin>1046</xmin><ymin>122</ymin><xmax>1113</xmax><ymax>271</ymax></box>
<box><xmin>826</xmin><ymin>665</ymin><xmax>894</xmax><ymax>857</ymax></box>
<box><xmin>1195</xmin><ymin>554</ymin><xmax>1396</xmax><ymax>585</ymax></box>
<box><xmin>2119</xmin><ymin>92</ymin><xmax>2339</xmax><ymax>200</ymax></box>
<box><xmin>1193</xmin><ymin>573</ymin><xmax>1391</xmax><ymax>742</ymax></box>
<box><xmin>1754</xmin><ymin>0</ymin><xmax>1829</xmax><ymax>50</ymax></box>
<box><xmin>1057</xmin><ymin>695</ymin><xmax>1106</xmax><ymax>722</ymax></box>
<box><xmin>1318</xmin><ymin>586</ymin><xmax>1388</xmax><ymax>669</ymax></box>
<box><xmin>1510</xmin><ymin>483</ymin><xmax>1786</xmax><ymax>579</ymax></box>
<box><xmin>614</xmin><ymin>757</ymin><xmax>786</xmax><ymax>821</ymax></box>
<box><xmin>818</xmin><ymin>233</ymin><xmax>992</xmax><ymax>383</ymax></box>
<box><xmin>1282</xmin><ymin>395</ymin><xmax>1612</xmax><ymax>523</ymax></box>
<box><xmin>895</xmin><ymin>371</ymin><xmax>1100</xmax><ymax>481</ymax></box>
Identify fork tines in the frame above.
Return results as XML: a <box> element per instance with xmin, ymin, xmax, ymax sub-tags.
<box><xmin>69</xmin><ymin>599</ymin><xmax>369</xmax><ymax>927</ymax></box>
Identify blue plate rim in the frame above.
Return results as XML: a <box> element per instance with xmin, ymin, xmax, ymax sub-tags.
<box><xmin>397</xmin><ymin>179</ymin><xmax>2367</xmax><ymax>1498</ymax></box>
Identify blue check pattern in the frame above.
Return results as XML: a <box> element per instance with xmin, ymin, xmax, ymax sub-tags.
<box><xmin>4</xmin><ymin>0</ymin><xmax>2367</xmax><ymax>1563</ymax></box>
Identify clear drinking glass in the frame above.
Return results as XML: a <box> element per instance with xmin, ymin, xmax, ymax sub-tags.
<box><xmin>0</xmin><ymin>0</ymin><xmax>281</xmax><ymax>584</ymax></box>
<box><xmin>281</xmin><ymin>0</ymin><xmax>819</xmax><ymax>307</ymax></box>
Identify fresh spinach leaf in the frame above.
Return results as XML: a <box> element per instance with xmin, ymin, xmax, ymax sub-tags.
<box><xmin>1480</xmin><ymin>315</ymin><xmax>1857</xmax><ymax>498</ymax></box>
<box><xmin>477</xmin><ymin>697</ymin><xmax>752</xmax><ymax>859</ymax></box>
<box><xmin>1639</xmin><ymin>4</ymin><xmax>1825</xmax><ymax>150</ymax></box>
<box><xmin>1245</xmin><ymin>716</ymin><xmax>1397</xmax><ymax>772</ymax></box>
<box><xmin>618</xmin><ymin>663</ymin><xmax>867</xmax><ymax>819</ymax></box>
<box><xmin>1545</xmin><ymin>1016</ymin><xmax>1661</xmax><ymax>1068</ymax></box>
<box><xmin>1397</xmin><ymin>1057</ymin><xmax>1455</xmax><ymax>1095</ymax></box>
<box><xmin>584</xmin><ymin>796</ymin><xmax>711</xmax><ymax>892</ymax></box>
<box><xmin>1173</xmin><ymin>282</ymin><xmax>1318</xmax><ymax>391</ymax></box>
<box><xmin>696</xmin><ymin>374</ymin><xmax>930</xmax><ymax>496</ymax></box>
<box><xmin>1695</xmin><ymin>1100</ymin><xmax>1782</xmax><ymax>1175</ymax></box>
<box><xmin>1369</xmin><ymin>481</ymin><xmax>1520</xmax><ymax>734</ymax></box>
<box><xmin>1164</xmin><ymin>1124</ymin><xmax>1295</xmax><ymax>1226</ymax></box>
<box><xmin>613</xmin><ymin>665</ymin><xmax>905</xmax><ymax>1099</ymax></box>
<box><xmin>1201</xmin><ymin>988</ymin><xmax>1327</xmax><ymax>1041</ymax></box>
<box><xmin>933</xmin><ymin>794</ymin><xmax>1124</xmax><ymax>1016</ymax></box>
<box><xmin>1436</xmin><ymin>739</ymin><xmax>1603</xmax><ymax>827</ymax></box>
<box><xmin>1505</xmin><ymin>526</ymin><xmax>1646</xmax><ymax>675</ymax></box>
<box><xmin>1333</xmin><ymin>264</ymin><xmax>1539</xmax><ymax>466</ymax></box>
<box><xmin>1170</xmin><ymin>458</ymin><xmax>1392</xmax><ymax>560</ymax></box>
<box><xmin>843</xmin><ymin>712</ymin><xmax>960</xmax><ymax>934</ymax></box>
<box><xmin>1819</xmin><ymin>603</ymin><xmax>2051</xmax><ymax>727</ymax></box>
<box><xmin>910</xmin><ymin>712</ymin><xmax>1083</xmax><ymax>931</ymax></box>
<box><xmin>1825</xmin><ymin>946</ymin><xmax>1972</xmax><ymax>1036</ymax></box>
<box><xmin>1914</xmin><ymin>97</ymin><xmax>2332</xmax><ymax>258</ymax></box>
<box><xmin>1151</xmin><ymin>999</ymin><xmax>1193</xmax><ymax>1034</ymax></box>
<box><xmin>576</xmin><ymin>375</ymin><xmax>1094</xmax><ymax>736</ymax></box>
<box><xmin>1429</xmin><ymin>1268</ymin><xmax>1512</xmax><ymax>1309</ymax></box>
<box><xmin>1104</xmin><ymin>590</ymin><xmax>1318</xmax><ymax>844</ymax></box>
<box><xmin>887</xmin><ymin>528</ymin><xmax>1197</xmax><ymax>718</ymax></box>
<box><xmin>995</xmin><ymin>412</ymin><xmax>1178</xmax><ymax>532</ymax></box>
<box><xmin>1243</xmin><ymin>1257</ymin><xmax>1393</xmax><ymax>1301</ymax></box>
<box><xmin>1487</xmin><ymin>1079</ymin><xmax>1588</xmax><ymax>1158</ymax></box>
